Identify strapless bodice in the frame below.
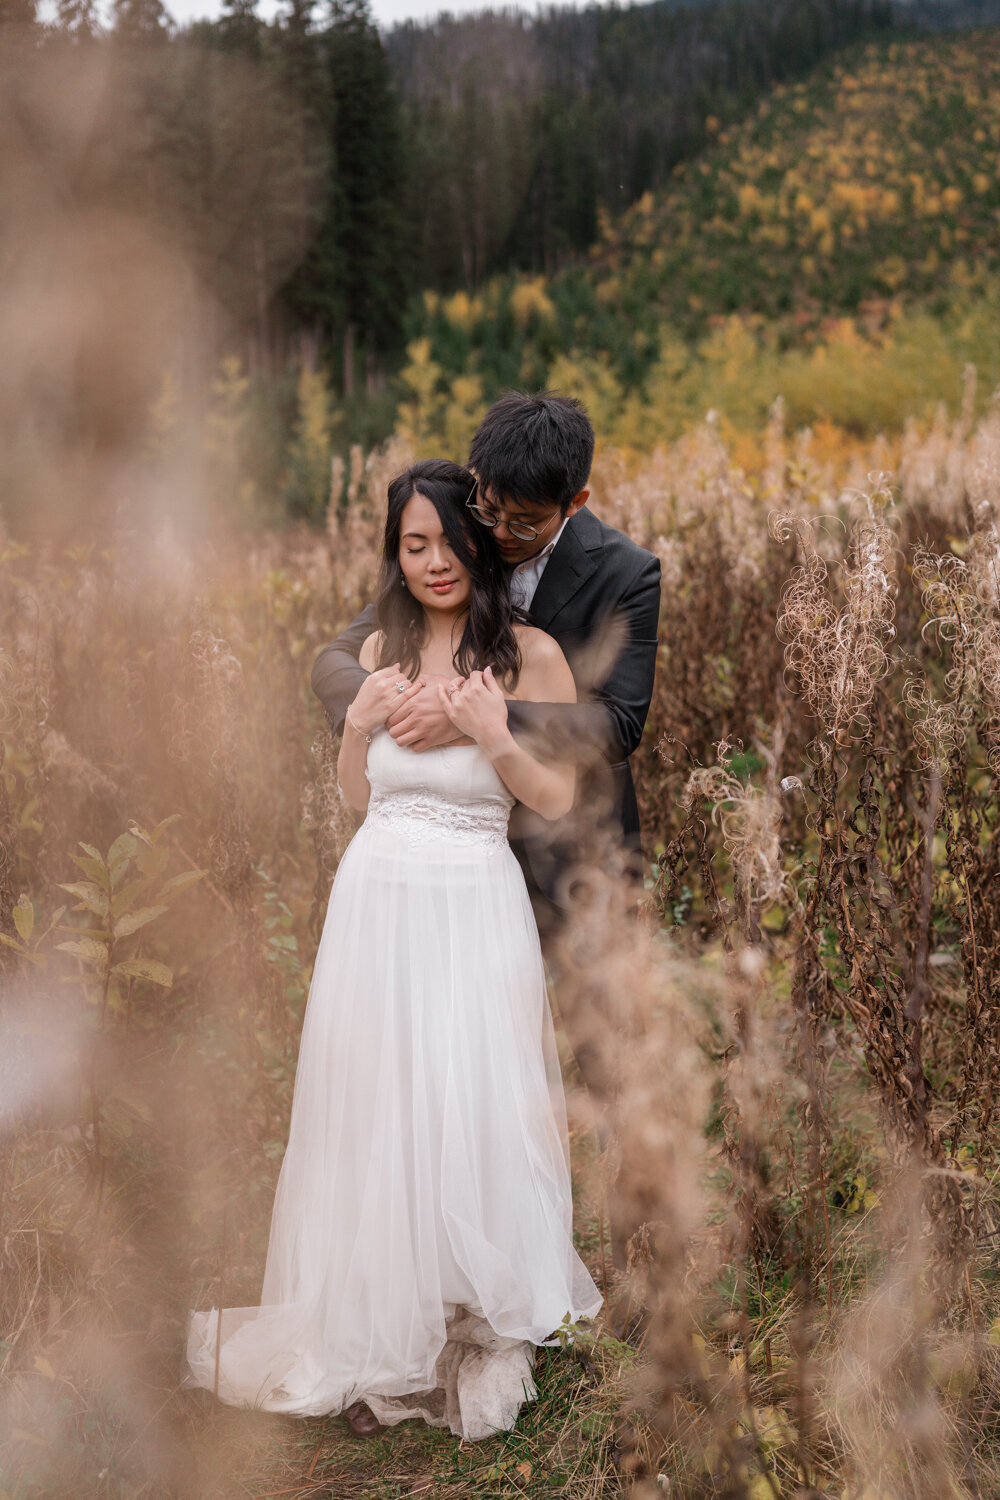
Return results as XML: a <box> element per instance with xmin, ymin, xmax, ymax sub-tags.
<box><xmin>362</xmin><ymin>731</ymin><xmax>514</xmax><ymax>852</ymax></box>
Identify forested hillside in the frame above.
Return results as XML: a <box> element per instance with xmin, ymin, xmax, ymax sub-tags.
<box><xmin>399</xmin><ymin>29</ymin><xmax>1000</xmax><ymax>447</ymax></box>
<box><xmin>3</xmin><ymin>0</ymin><xmax>999</xmax><ymax>498</ymax></box>
<box><xmin>0</xmin><ymin>0</ymin><xmax>894</xmax><ymax>396</ymax></box>
<box><xmin>384</xmin><ymin>0</ymin><xmax>893</xmax><ymax>290</ymax></box>
<box><xmin>893</xmin><ymin>0</ymin><xmax>1000</xmax><ymax>24</ymax></box>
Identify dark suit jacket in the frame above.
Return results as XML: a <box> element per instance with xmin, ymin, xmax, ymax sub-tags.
<box><xmin>310</xmin><ymin>506</ymin><xmax>661</xmax><ymax>905</ymax></box>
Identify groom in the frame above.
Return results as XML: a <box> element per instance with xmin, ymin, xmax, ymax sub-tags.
<box><xmin>311</xmin><ymin>391</ymin><xmax>661</xmax><ymax>1266</ymax></box>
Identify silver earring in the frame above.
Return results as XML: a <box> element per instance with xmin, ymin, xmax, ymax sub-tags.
<box><xmin>400</xmin><ymin>576</ymin><xmax>407</xmax><ymax>589</ymax></box>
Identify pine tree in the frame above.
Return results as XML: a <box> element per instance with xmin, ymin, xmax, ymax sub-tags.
<box><xmin>281</xmin><ymin>0</ymin><xmax>408</xmax><ymax>389</ymax></box>
<box><xmin>56</xmin><ymin>0</ymin><xmax>99</xmax><ymax>39</ymax></box>
<box><xmin>218</xmin><ymin>0</ymin><xmax>260</xmax><ymax>55</ymax></box>
<box><xmin>325</xmin><ymin>0</ymin><xmax>409</xmax><ymax>385</ymax></box>
<box><xmin>277</xmin><ymin>0</ymin><xmax>343</xmax><ymax>358</ymax></box>
<box><xmin>112</xmin><ymin>0</ymin><xmax>169</xmax><ymax>43</ymax></box>
<box><xmin>279</xmin><ymin>0</ymin><xmax>323</xmax><ymax>109</ymax></box>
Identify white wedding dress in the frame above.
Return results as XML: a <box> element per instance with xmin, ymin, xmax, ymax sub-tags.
<box><xmin>182</xmin><ymin>730</ymin><xmax>602</xmax><ymax>1440</ymax></box>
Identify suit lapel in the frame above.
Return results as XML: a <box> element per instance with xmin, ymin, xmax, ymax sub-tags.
<box><xmin>527</xmin><ymin>508</ymin><xmax>602</xmax><ymax>630</ymax></box>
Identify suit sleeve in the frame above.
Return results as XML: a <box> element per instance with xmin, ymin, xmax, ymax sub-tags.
<box><xmin>310</xmin><ymin>602</ymin><xmax>377</xmax><ymax>736</ymax></box>
<box><xmin>507</xmin><ymin>551</ymin><xmax>661</xmax><ymax>765</ymax></box>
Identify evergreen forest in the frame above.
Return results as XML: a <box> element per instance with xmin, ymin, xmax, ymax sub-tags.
<box><xmin>1</xmin><ymin>0</ymin><xmax>902</xmax><ymax>389</ymax></box>
<box><xmin>0</xmin><ymin>0</ymin><xmax>999</xmax><ymax>504</ymax></box>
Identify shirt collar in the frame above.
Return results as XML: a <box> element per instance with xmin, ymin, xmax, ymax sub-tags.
<box><xmin>512</xmin><ymin>515</ymin><xmax>570</xmax><ymax>572</ymax></box>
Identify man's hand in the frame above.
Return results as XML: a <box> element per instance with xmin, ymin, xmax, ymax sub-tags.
<box><xmin>438</xmin><ymin>667</ymin><xmax>512</xmax><ymax>757</ymax></box>
<box><xmin>386</xmin><ymin>674</ymin><xmax>467</xmax><ymax>750</ymax></box>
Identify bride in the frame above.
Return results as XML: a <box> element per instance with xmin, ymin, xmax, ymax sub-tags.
<box><xmin>182</xmin><ymin>459</ymin><xmax>602</xmax><ymax>1441</ymax></box>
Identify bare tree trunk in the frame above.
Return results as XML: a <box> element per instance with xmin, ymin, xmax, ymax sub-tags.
<box><xmin>297</xmin><ymin>325</ymin><xmax>319</xmax><ymax>371</ymax></box>
<box><xmin>365</xmin><ymin>343</ymin><xmax>382</xmax><ymax>397</ymax></box>
<box><xmin>474</xmin><ymin>154</ymin><xmax>487</xmax><ymax>287</ymax></box>
<box><xmin>253</xmin><ymin>226</ymin><xmax>270</xmax><ymax>382</ymax></box>
<box><xmin>342</xmin><ymin>320</ymin><xmax>355</xmax><ymax>397</ymax></box>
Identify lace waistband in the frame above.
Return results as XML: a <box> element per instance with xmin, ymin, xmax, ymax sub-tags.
<box><xmin>363</xmin><ymin>788</ymin><xmax>511</xmax><ymax>852</ymax></box>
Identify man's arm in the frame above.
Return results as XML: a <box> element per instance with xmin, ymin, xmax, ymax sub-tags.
<box><xmin>310</xmin><ymin>602</ymin><xmax>376</xmax><ymax>736</ymax></box>
<box><xmin>507</xmin><ymin>551</ymin><xmax>661</xmax><ymax>766</ymax></box>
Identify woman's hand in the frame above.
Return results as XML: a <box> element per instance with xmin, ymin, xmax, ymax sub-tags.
<box><xmin>438</xmin><ymin>666</ymin><xmax>512</xmax><ymax>755</ymax></box>
<box><xmin>348</xmin><ymin>664</ymin><xmax>423</xmax><ymax>736</ymax></box>
<box><xmin>387</xmin><ymin>674</ymin><xmax>468</xmax><ymax>751</ymax></box>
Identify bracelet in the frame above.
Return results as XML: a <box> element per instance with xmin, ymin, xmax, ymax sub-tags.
<box><xmin>345</xmin><ymin>707</ymin><xmax>372</xmax><ymax>744</ymax></box>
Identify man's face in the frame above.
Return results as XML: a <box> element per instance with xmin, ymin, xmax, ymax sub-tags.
<box><xmin>472</xmin><ymin>484</ymin><xmax>567</xmax><ymax>567</ymax></box>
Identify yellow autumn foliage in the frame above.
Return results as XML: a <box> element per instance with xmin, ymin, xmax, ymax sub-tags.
<box><xmin>442</xmin><ymin>289</ymin><xmax>483</xmax><ymax>332</ymax></box>
<box><xmin>509</xmin><ymin>276</ymin><xmax>556</xmax><ymax>328</ymax></box>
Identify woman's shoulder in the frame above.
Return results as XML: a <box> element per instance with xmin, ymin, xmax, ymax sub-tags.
<box><xmin>511</xmin><ymin>624</ymin><xmax>575</xmax><ymax>702</ymax></box>
<box><xmin>513</xmin><ymin>622</ymin><xmax>565</xmax><ymax>665</ymax></box>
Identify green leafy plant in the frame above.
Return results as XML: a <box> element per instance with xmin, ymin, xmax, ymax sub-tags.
<box><xmin>0</xmin><ymin>894</ymin><xmax>66</xmax><ymax>967</ymax></box>
<box><xmin>47</xmin><ymin>816</ymin><xmax>206</xmax><ymax>1178</ymax></box>
<box><xmin>55</xmin><ymin>815</ymin><xmax>204</xmax><ymax>1022</ymax></box>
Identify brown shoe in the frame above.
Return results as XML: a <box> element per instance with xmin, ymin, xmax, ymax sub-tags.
<box><xmin>344</xmin><ymin>1398</ymin><xmax>382</xmax><ymax>1437</ymax></box>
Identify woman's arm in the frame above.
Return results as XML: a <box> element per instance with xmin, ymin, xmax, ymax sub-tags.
<box><xmin>337</xmin><ymin>635</ymin><xmax>423</xmax><ymax>812</ymax></box>
<box><xmin>439</xmin><ymin>630</ymin><xmax>577</xmax><ymax>821</ymax></box>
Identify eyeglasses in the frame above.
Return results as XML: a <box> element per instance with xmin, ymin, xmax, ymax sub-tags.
<box><xmin>465</xmin><ymin>481</ymin><xmax>562</xmax><ymax>543</ymax></box>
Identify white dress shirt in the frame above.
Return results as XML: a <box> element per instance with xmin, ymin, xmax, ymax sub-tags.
<box><xmin>508</xmin><ymin>517</ymin><xmax>570</xmax><ymax>613</ymax></box>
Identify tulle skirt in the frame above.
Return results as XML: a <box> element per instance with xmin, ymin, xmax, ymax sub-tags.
<box><xmin>182</xmin><ymin>818</ymin><xmax>602</xmax><ymax>1439</ymax></box>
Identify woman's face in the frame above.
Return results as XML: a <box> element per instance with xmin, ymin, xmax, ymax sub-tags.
<box><xmin>398</xmin><ymin>491</ymin><xmax>473</xmax><ymax>615</ymax></box>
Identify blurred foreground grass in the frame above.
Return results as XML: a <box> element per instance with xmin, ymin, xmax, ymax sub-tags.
<box><xmin>5</xmin><ymin>396</ymin><xmax>1000</xmax><ymax>1498</ymax></box>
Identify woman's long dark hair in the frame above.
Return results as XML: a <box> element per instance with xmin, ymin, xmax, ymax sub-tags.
<box><xmin>375</xmin><ymin>459</ymin><xmax>521</xmax><ymax>686</ymax></box>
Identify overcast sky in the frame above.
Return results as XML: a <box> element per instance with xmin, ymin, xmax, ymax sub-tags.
<box><xmin>163</xmin><ymin>0</ymin><xmax>583</xmax><ymax>29</ymax></box>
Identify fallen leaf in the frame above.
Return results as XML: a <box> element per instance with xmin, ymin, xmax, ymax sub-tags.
<box><xmin>13</xmin><ymin>897</ymin><xmax>33</xmax><ymax>943</ymax></box>
<box><xmin>748</xmin><ymin>1473</ymin><xmax>780</xmax><ymax>1498</ymax></box>
<box><xmin>755</xmin><ymin>1403</ymin><xmax>797</xmax><ymax>1450</ymax></box>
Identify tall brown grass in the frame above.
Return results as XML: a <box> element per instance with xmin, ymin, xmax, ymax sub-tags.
<box><xmin>3</xmin><ymin>381</ymin><xmax>1000</xmax><ymax>1496</ymax></box>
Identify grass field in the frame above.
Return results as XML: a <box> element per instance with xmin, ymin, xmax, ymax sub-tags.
<box><xmin>3</xmin><ymin>388</ymin><xmax>1000</xmax><ymax>1497</ymax></box>
<box><xmin>395</xmin><ymin>32</ymin><xmax>1000</xmax><ymax>456</ymax></box>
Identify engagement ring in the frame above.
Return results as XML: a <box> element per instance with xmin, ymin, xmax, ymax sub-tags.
<box><xmin>395</xmin><ymin>681</ymin><xmax>407</xmax><ymax>693</ymax></box>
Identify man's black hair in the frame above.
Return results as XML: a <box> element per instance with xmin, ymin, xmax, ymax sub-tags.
<box><xmin>468</xmin><ymin>391</ymin><xmax>595</xmax><ymax>514</ymax></box>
